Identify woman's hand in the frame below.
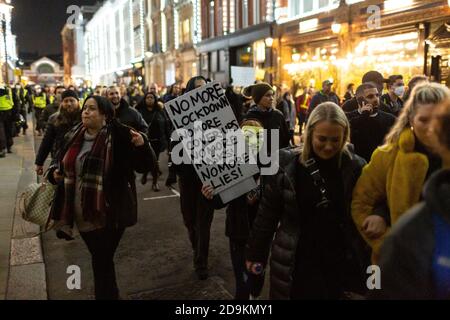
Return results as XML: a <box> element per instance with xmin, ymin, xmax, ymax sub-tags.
<box><xmin>201</xmin><ymin>184</ymin><xmax>214</xmax><ymax>200</ymax></box>
<box><xmin>362</xmin><ymin>215</ymin><xmax>387</xmax><ymax>239</ymax></box>
<box><xmin>53</xmin><ymin>169</ymin><xmax>64</xmax><ymax>183</ymax></box>
<box><xmin>130</xmin><ymin>130</ymin><xmax>144</xmax><ymax>147</ymax></box>
<box><xmin>35</xmin><ymin>165</ymin><xmax>44</xmax><ymax>176</ymax></box>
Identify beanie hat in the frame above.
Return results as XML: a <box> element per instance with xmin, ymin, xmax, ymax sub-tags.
<box><xmin>61</xmin><ymin>89</ymin><xmax>79</xmax><ymax>101</ymax></box>
<box><xmin>243</xmin><ymin>82</ymin><xmax>273</xmax><ymax>104</ymax></box>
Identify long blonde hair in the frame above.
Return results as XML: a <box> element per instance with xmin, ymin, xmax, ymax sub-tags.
<box><xmin>384</xmin><ymin>82</ymin><xmax>450</xmax><ymax>145</ymax></box>
<box><xmin>301</xmin><ymin>102</ymin><xmax>351</xmax><ymax>164</ymax></box>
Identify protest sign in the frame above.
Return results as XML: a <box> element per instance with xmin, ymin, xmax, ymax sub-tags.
<box><xmin>164</xmin><ymin>81</ymin><xmax>259</xmax><ymax>202</ymax></box>
<box><xmin>230</xmin><ymin>66</ymin><xmax>256</xmax><ymax>87</ymax></box>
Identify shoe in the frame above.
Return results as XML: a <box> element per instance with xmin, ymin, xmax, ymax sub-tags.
<box><xmin>0</xmin><ymin>151</ymin><xmax>5</xmax><ymax>158</ymax></box>
<box><xmin>152</xmin><ymin>182</ymin><xmax>160</xmax><ymax>192</ymax></box>
<box><xmin>56</xmin><ymin>230</ymin><xmax>75</xmax><ymax>241</ymax></box>
<box><xmin>141</xmin><ymin>174</ymin><xmax>148</xmax><ymax>185</ymax></box>
<box><xmin>196</xmin><ymin>268</ymin><xmax>208</xmax><ymax>280</ymax></box>
<box><xmin>7</xmin><ymin>148</ymin><xmax>12</xmax><ymax>154</ymax></box>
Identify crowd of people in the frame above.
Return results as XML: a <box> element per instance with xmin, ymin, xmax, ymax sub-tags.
<box><xmin>1</xmin><ymin>69</ymin><xmax>449</xmax><ymax>300</ymax></box>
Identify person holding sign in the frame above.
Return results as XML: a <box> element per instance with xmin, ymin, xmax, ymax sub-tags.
<box><xmin>201</xmin><ymin>119</ymin><xmax>266</xmax><ymax>300</ymax></box>
<box><xmin>170</xmin><ymin>76</ymin><xmax>216</xmax><ymax>281</ymax></box>
<box><xmin>242</xmin><ymin>82</ymin><xmax>290</xmax><ymax>150</ymax></box>
<box><xmin>245</xmin><ymin>102</ymin><xmax>370</xmax><ymax>299</ymax></box>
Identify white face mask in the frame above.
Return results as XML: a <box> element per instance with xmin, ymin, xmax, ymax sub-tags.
<box><xmin>394</xmin><ymin>86</ymin><xmax>405</xmax><ymax>97</ymax></box>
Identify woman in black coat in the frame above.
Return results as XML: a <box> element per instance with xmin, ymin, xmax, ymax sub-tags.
<box><xmin>245</xmin><ymin>102</ymin><xmax>370</xmax><ymax>299</ymax></box>
<box><xmin>48</xmin><ymin>95</ymin><xmax>156</xmax><ymax>300</ymax></box>
<box><xmin>136</xmin><ymin>92</ymin><xmax>169</xmax><ymax>190</ymax></box>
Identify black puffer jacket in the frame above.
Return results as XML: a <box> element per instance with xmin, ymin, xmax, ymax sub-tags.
<box><xmin>115</xmin><ymin>98</ymin><xmax>149</xmax><ymax>133</ymax></box>
<box><xmin>374</xmin><ymin>169</ymin><xmax>450</xmax><ymax>299</ymax></box>
<box><xmin>35</xmin><ymin>111</ymin><xmax>80</xmax><ymax>166</ymax></box>
<box><xmin>246</xmin><ymin>147</ymin><xmax>370</xmax><ymax>299</ymax></box>
<box><xmin>49</xmin><ymin>120</ymin><xmax>156</xmax><ymax>228</ymax></box>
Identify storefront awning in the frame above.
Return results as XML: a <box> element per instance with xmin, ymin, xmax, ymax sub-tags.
<box><xmin>197</xmin><ymin>22</ymin><xmax>273</xmax><ymax>53</ymax></box>
<box><xmin>428</xmin><ymin>21</ymin><xmax>450</xmax><ymax>48</ymax></box>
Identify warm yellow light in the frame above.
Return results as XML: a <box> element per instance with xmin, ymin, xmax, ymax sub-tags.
<box><xmin>384</xmin><ymin>0</ymin><xmax>413</xmax><ymax>11</ymax></box>
<box><xmin>331</xmin><ymin>48</ymin><xmax>338</xmax><ymax>54</ymax></box>
<box><xmin>302</xmin><ymin>53</ymin><xmax>308</xmax><ymax>60</ymax></box>
<box><xmin>292</xmin><ymin>53</ymin><xmax>301</xmax><ymax>62</ymax></box>
<box><xmin>320</xmin><ymin>48</ymin><xmax>327</xmax><ymax>55</ymax></box>
<box><xmin>331</xmin><ymin>23</ymin><xmax>341</xmax><ymax>34</ymax></box>
<box><xmin>265</xmin><ymin>37</ymin><xmax>274</xmax><ymax>48</ymax></box>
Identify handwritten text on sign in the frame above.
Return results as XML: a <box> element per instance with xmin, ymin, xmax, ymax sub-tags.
<box><xmin>164</xmin><ymin>81</ymin><xmax>258</xmax><ymax>194</ymax></box>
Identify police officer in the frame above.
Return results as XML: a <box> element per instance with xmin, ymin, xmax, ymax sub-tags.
<box><xmin>32</xmin><ymin>85</ymin><xmax>47</xmax><ymax>136</ymax></box>
<box><xmin>0</xmin><ymin>85</ymin><xmax>15</xmax><ymax>157</ymax></box>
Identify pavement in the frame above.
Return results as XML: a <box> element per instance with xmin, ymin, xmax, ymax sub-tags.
<box><xmin>0</xmin><ymin>114</ymin><xmax>47</xmax><ymax>300</ymax></box>
<box><xmin>0</xmin><ymin>113</ymin><xmax>272</xmax><ymax>300</ymax></box>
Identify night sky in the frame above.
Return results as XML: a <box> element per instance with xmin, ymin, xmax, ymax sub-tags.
<box><xmin>12</xmin><ymin>0</ymin><xmax>98</xmax><ymax>56</ymax></box>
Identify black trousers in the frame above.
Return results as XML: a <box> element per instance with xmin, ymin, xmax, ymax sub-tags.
<box><xmin>0</xmin><ymin>110</ymin><xmax>13</xmax><ymax>151</ymax></box>
<box><xmin>230</xmin><ymin>239</ymin><xmax>265</xmax><ymax>299</ymax></box>
<box><xmin>34</xmin><ymin>107</ymin><xmax>44</xmax><ymax>131</ymax></box>
<box><xmin>179</xmin><ymin>177</ymin><xmax>214</xmax><ymax>271</ymax></box>
<box><xmin>80</xmin><ymin>227</ymin><xmax>125</xmax><ymax>300</ymax></box>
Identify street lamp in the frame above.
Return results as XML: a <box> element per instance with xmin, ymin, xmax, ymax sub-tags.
<box><xmin>331</xmin><ymin>23</ymin><xmax>342</xmax><ymax>34</ymax></box>
<box><xmin>265</xmin><ymin>37</ymin><xmax>274</xmax><ymax>48</ymax></box>
<box><xmin>1</xmin><ymin>17</ymin><xmax>8</xmax><ymax>85</ymax></box>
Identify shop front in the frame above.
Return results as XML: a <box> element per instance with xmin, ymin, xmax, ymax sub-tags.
<box><xmin>197</xmin><ymin>22</ymin><xmax>273</xmax><ymax>86</ymax></box>
<box><xmin>279</xmin><ymin>0</ymin><xmax>450</xmax><ymax>98</ymax></box>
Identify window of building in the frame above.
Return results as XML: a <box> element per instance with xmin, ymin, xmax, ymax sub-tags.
<box><xmin>290</xmin><ymin>0</ymin><xmax>340</xmax><ymax>19</ymax></box>
<box><xmin>253</xmin><ymin>0</ymin><xmax>260</xmax><ymax>25</ymax></box>
<box><xmin>242</xmin><ymin>0</ymin><xmax>248</xmax><ymax>28</ymax></box>
<box><xmin>181</xmin><ymin>19</ymin><xmax>191</xmax><ymax>44</ymax></box>
<box><xmin>37</xmin><ymin>63</ymin><xmax>54</xmax><ymax>74</ymax></box>
<box><xmin>209</xmin><ymin>0</ymin><xmax>215</xmax><ymax>37</ymax></box>
<box><xmin>211</xmin><ymin>51</ymin><xmax>218</xmax><ymax>72</ymax></box>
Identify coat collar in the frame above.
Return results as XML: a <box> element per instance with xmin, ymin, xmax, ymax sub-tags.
<box><xmin>398</xmin><ymin>128</ymin><xmax>416</xmax><ymax>153</ymax></box>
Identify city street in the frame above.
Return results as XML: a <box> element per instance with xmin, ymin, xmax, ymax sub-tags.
<box><xmin>1</xmin><ymin>0</ymin><xmax>449</xmax><ymax>305</ymax></box>
<box><xmin>36</xmin><ymin>135</ymin><xmax>269</xmax><ymax>300</ymax></box>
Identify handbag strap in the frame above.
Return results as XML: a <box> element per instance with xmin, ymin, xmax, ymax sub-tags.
<box><xmin>304</xmin><ymin>158</ymin><xmax>331</xmax><ymax>208</ymax></box>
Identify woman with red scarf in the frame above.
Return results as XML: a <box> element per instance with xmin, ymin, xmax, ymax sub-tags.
<box><xmin>48</xmin><ymin>95</ymin><xmax>156</xmax><ymax>300</ymax></box>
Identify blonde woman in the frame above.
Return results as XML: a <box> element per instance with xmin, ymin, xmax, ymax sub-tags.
<box><xmin>245</xmin><ymin>102</ymin><xmax>370</xmax><ymax>299</ymax></box>
<box><xmin>375</xmin><ymin>96</ymin><xmax>450</xmax><ymax>299</ymax></box>
<box><xmin>352</xmin><ymin>82</ymin><xmax>450</xmax><ymax>261</ymax></box>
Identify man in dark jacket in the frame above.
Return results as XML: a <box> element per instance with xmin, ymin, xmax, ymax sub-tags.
<box><xmin>106</xmin><ymin>85</ymin><xmax>149</xmax><ymax>133</ymax></box>
<box><xmin>374</xmin><ymin>169</ymin><xmax>450</xmax><ymax>299</ymax></box>
<box><xmin>348</xmin><ymin>83</ymin><xmax>396</xmax><ymax>162</ymax></box>
<box><xmin>380</xmin><ymin>75</ymin><xmax>404</xmax><ymax>117</ymax></box>
<box><xmin>35</xmin><ymin>89</ymin><xmax>81</xmax><ymax>175</ymax></box>
<box><xmin>308</xmin><ymin>80</ymin><xmax>340</xmax><ymax>115</ymax></box>
<box><xmin>40</xmin><ymin>85</ymin><xmax>66</xmax><ymax>129</ymax></box>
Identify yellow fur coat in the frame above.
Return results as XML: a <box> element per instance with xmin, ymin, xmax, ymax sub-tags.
<box><xmin>351</xmin><ymin>128</ymin><xmax>429</xmax><ymax>259</ymax></box>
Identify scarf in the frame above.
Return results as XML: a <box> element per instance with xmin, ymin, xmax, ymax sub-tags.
<box><xmin>60</xmin><ymin>124</ymin><xmax>113</xmax><ymax>226</ymax></box>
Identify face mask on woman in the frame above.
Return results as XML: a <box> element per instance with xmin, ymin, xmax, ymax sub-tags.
<box><xmin>394</xmin><ymin>86</ymin><xmax>405</xmax><ymax>97</ymax></box>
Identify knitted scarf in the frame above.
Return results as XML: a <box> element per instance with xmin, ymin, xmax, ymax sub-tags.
<box><xmin>60</xmin><ymin>124</ymin><xmax>113</xmax><ymax>226</ymax></box>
